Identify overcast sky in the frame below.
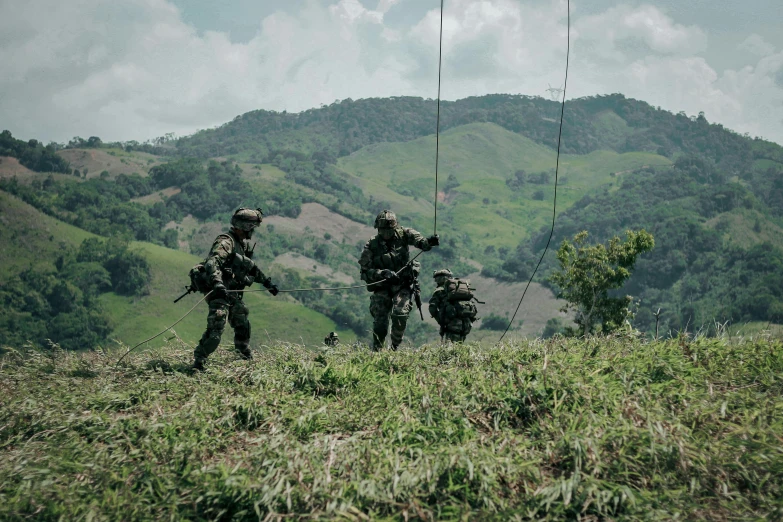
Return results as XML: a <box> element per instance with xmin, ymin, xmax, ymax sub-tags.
<box><xmin>1</xmin><ymin>0</ymin><xmax>781</xmax><ymax>145</ymax></box>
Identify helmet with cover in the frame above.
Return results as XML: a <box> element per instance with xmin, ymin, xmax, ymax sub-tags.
<box><xmin>231</xmin><ymin>207</ymin><xmax>263</xmax><ymax>232</ymax></box>
<box><xmin>433</xmin><ymin>268</ymin><xmax>453</xmax><ymax>279</ymax></box>
<box><xmin>374</xmin><ymin>210</ymin><xmax>398</xmax><ymax>229</ymax></box>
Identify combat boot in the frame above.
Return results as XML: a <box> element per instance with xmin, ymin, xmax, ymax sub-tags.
<box><xmin>192</xmin><ymin>358</ymin><xmax>205</xmax><ymax>372</ymax></box>
<box><xmin>237</xmin><ymin>348</ymin><xmax>253</xmax><ymax>360</ymax></box>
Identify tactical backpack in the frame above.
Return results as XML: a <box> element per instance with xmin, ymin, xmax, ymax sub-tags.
<box><xmin>443</xmin><ymin>278</ymin><xmax>480</xmax><ymax>321</ymax></box>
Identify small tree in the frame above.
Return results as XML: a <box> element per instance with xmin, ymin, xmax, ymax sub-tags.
<box><xmin>550</xmin><ymin>230</ymin><xmax>654</xmax><ymax>336</ymax></box>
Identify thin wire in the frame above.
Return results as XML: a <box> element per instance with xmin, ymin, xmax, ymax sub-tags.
<box><xmin>115</xmin><ymin>290</ymin><xmax>213</xmax><ymax>365</ymax></box>
<box><xmin>498</xmin><ymin>0</ymin><xmax>570</xmax><ymax>343</ymax></box>
<box><xmin>117</xmin><ymin>251</ymin><xmax>428</xmax><ymax>362</ymax></box>
<box><xmin>233</xmin><ymin>250</ymin><xmax>426</xmax><ymax>294</ymax></box>
<box><xmin>433</xmin><ymin>0</ymin><xmax>444</xmax><ymax>236</ymax></box>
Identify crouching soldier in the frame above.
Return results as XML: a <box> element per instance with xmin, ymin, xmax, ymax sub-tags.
<box><xmin>192</xmin><ymin>207</ymin><xmax>279</xmax><ymax>370</ymax></box>
<box><xmin>359</xmin><ymin>210</ymin><xmax>439</xmax><ymax>351</ymax></box>
<box><xmin>428</xmin><ymin>269</ymin><xmax>479</xmax><ymax>343</ymax></box>
<box><xmin>324</xmin><ymin>332</ymin><xmax>339</xmax><ymax>347</ymax></box>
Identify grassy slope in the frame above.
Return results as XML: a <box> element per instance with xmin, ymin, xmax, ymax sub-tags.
<box><xmin>1</xmin><ymin>337</ymin><xmax>781</xmax><ymax>520</ymax></box>
<box><xmin>0</xmin><ymin>190</ymin><xmax>355</xmax><ymax>349</ymax></box>
<box><xmin>338</xmin><ymin>122</ymin><xmax>671</xmax><ymax>251</ymax></box>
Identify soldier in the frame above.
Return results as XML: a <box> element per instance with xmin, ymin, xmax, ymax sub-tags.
<box><xmin>324</xmin><ymin>331</ymin><xmax>339</xmax><ymax>347</ymax></box>
<box><xmin>428</xmin><ymin>269</ymin><xmax>475</xmax><ymax>343</ymax></box>
<box><xmin>193</xmin><ymin>208</ymin><xmax>279</xmax><ymax>370</ymax></box>
<box><xmin>359</xmin><ymin>210</ymin><xmax>439</xmax><ymax>351</ymax></box>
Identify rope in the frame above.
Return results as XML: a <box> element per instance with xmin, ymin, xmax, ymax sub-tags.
<box><xmin>231</xmin><ymin>250</ymin><xmax>425</xmax><ymax>294</ymax></box>
<box><xmin>498</xmin><ymin>0</ymin><xmax>570</xmax><ymax>343</ymax></box>
<box><xmin>116</xmin><ymin>252</ymin><xmax>428</xmax><ymax>363</ymax></box>
<box><xmin>115</xmin><ymin>290</ymin><xmax>213</xmax><ymax>365</ymax></box>
<box><xmin>433</xmin><ymin>0</ymin><xmax>444</xmax><ymax>236</ymax></box>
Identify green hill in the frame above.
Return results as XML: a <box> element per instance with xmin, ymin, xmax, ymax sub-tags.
<box><xmin>5</xmin><ymin>92</ymin><xmax>783</xmax><ymax>342</ymax></box>
<box><xmin>0</xmin><ymin>190</ymin><xmax>355</xmax><ymax>350</ymax></box>
<box><xmin>338</xmin><ymin>122</ymin><xmax>671</xmax><ymax>252</ymax></box>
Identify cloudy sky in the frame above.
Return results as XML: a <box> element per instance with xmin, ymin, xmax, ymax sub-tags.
<box><xmin>1</xmin><ymin>0</ymin><xmax>781</xmax><ymax>145</ymax></box>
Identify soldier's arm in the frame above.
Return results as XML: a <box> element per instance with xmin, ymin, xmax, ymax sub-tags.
<box><xmin>204</xmin><ymin>237</ymin><xmax>234</xmax><ymax>286</ymax></box>
<box><xmin>359</xmin><ymin>241</ymin><xmax>383</xmax><ymax>283</ymax></box>
<box><xmin>250</xmin><ymin>262</ymin><xmax>271</xmax><ymax>286</ymax></box>
<box><xmin>403</xmin><ymin>228</ymin><xmax>433</xmax><ymax>251</ymax></box>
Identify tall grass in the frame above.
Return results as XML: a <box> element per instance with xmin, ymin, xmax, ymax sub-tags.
<box><xmin>1</xmin><ymin>335</ymin><xmax>781</xmax><ymax>520</ymax></box>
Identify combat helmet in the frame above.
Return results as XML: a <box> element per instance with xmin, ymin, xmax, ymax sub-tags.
<box><xmin>231</xmin><ymin>207</ymin><xmax>263</xmax><ymax>231</ymax></box>
<box><xmin>374</xmin><ymin>209</ymin><xmax>397</xmax><ymax>229</ymax></box>
<box><xmin>433</xmin><ymin>268</ymin><xmax>453</xmax><ymax>279</ymax></box>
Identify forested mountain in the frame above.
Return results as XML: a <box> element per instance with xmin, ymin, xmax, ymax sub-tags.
<box><xmin>174</xmin><ymin>94</ymin><xmax>759</xmax><ymax>175</ymax></box>
<box><xmin>2</xmin><ymin>93</ymin><xmax>783</xmax><ymax>347</ymax></box>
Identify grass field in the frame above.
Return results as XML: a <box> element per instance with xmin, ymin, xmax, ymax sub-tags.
<box><xmin>1</xmin><ymin>336</ymin><xmax>781</xmax><ymax>520</ymax></box>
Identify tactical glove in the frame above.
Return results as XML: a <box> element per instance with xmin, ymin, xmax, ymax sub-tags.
<box><xmin>211</xmin><ymin>282</ymin><xmax>228</xmax><ymax>300</ymax></box>
<box><xmin>380</xmin><ymin>269</ymin><xmax>399</xmax><ymax>282</ymax></box>
<box><xmin>262</xmin><ymin>277</ymin><xmax>280</xmax><ymax>296</ymax></box>
<box><xmin>427</xmin><ymin>234</ymin><xmax>440</xmax><ymax>247</ymax></box>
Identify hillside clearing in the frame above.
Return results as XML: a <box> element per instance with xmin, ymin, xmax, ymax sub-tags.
<box><xmin>272</xmin><ymin>252</ymin><xmax>355</xmax><ymax>284</ymax></box>
<box><xmin>265</xmin><ymin>202</ymin><xmax>375</xmax><ymax>245</ymax></box>
<box><xmin>56</xmin><ymin>148</ymin><xmax>164</xmax><ymax>178</ymax></box>
<box><xmin>1</xmin><ymin>337</ymin><xmax>781</xmax><ymax>520</ymax></box>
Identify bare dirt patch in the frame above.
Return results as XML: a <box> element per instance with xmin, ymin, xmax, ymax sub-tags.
<box><xmin>0</xmin><ymin>157</ymin><xmax>36</xmax><ymax>179</ymax></box>
<box><xmin>132</xmin><ymin>187</ymin><xmax>181</xmax><ymax>205</ymax></box>
<box><xmin>272</xmin><ymin>253</ymin><xmax>355</xmax><ymax>284</ymax></box>
<box><xmin>266</xmin><ymin>203</ymin><xmax>374</xmax><ymax>245</ymax></box>
<box><xmin>57</xmin><ymin>149</ymin><xmax>163</xmax><ymax>179</ymax></box>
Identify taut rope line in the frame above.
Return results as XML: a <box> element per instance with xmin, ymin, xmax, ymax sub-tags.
<box><xmin>498</xmin><ymin>0</ymin><xmax>570</xmax><ymax>343</ymax></box>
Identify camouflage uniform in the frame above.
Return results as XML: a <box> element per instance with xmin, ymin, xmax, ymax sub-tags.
<box><xmin>429</xmin><ymin>269</ymin><xmax>473</xmax><ymax>343</ymax></box>
<box><xmin>324</xmin><ymin>332</ymin><xmax>339</xmax><ymax>346</ymax></box>
<box><xmin>359</xmin><ymin>210</ymin><xmax>438</xmax><ymax>351</ymax></box>
<box><xmin>193</xmin><ymin>208</ymin><xmax>278</xmax><ymax>369</ymax></box>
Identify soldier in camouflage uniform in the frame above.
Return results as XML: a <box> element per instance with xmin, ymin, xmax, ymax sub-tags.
<box><xmin>324</xmin><ymin>332</ymin><xmax>339</xmax><ymax>347</ymax></box>
<box><xmin>193</xmin><ymin>208</ymin><xmax>279</xmax><ymax>370</ymax></box>
<box><xmin>429</xmin><ymin>268</ymin><xmax>473</xmax><ymax>343</ymax></box>
<box><xmin>359</xmin><ymin>210</ymin><xmax>439</xmax><ymax>351</ymax></box>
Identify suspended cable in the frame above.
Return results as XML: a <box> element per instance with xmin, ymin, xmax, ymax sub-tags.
<box><xmin>116</xmin><ymin>253</ymin><xmax>427</xmax><ymax>363</ymax></box>
<box><xmin>433</xmin><ymin>0</ymin><xmax>444</xmax><ymax>236</ymax></box>
<box><xmin>498</xmin><ymin>0</ymin><xmax>570</xmax><ymax>343</ymax></box>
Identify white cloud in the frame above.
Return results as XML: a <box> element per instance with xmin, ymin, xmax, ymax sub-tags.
<box><xmin>0</xmin><ymin>0</ymin><xmax>781</xmax><ymax>146</ymax></box>
<box><xmin>739</xmin><ymin>34</ymin><xmax>776</xmax><ymax>57</ymax></box>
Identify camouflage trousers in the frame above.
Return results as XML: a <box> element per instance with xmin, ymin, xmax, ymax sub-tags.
<box><xmin>194</xmin><ymin>296</ymin><xmax>251</xmax><ymax>364</ymax></box>
<box><xmin>369</xmin><ymin>286</ymin><xmax>413</xmax><ymax>350</ymax></box>
<box><xmin>441</xmin><ymin>318</ymin><xmax>472</xmax><ymax>343</ymax></box>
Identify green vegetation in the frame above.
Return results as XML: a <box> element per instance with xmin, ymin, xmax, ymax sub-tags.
<box><xmin>0</xmin><ymin>236</ymin><xmax>151</xmax><ymax>351</ymax></box>
<box><xmin>515</xmin><ymin>156</ymin><xmax>783</xmax><ymax>334</ymax></box>
<box><xmin>0</xmin><ymin>129</ymin><xmax>71</xmax><ymax>173</ymax></box>
<box><xmin>2</xmin><ymin>336</ymin><xmax>781</xmax><ymax>519</ymax></box>
<box><xmin>173</xmin><ymin>94</ymin><xmax>757</xmax><ymax>170</ymax></box>
<box><xmin>550</xmin><ymin>230</ymin><xmax>655</xmax><ymax>336</ymax></box>
<box><xmin>0</xmin><ymin>191</ymin><xmax>356</xmax><ymax>350</ymax></box>
<box><xmin>5</xmin><ymin>92</ymin><xmax>783</xmax><ymax>346</ymax></box>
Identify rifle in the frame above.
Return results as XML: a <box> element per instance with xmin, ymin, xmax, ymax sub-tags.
<box><xmin>413</xmin><ymin>280</ymin><xmax>424</xmax><ymax>321</ymax></box>
<box><xmin>173</xmin><ymin>284</ymin><xmax>195</xmax><ymax>303</ymax></box>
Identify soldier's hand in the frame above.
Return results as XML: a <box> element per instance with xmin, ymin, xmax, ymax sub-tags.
<box><xmin>427</xmin><ymin>234</ymin><xmax>440</xmax><ymax>247</ymax></box>
<box><xmin>380</xmin><ymin>269</ymin><xmax>399</xmax><ymax>282</ymax></box>
<box><xmin>211</xmin><ymin>282</ymin><xmax>228</xmax><ymax>300</ymax></box>
<box><xmin>267</xmin><ymin>284</ymin><xmax>280</xmax><ymax>296</ymax></box>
